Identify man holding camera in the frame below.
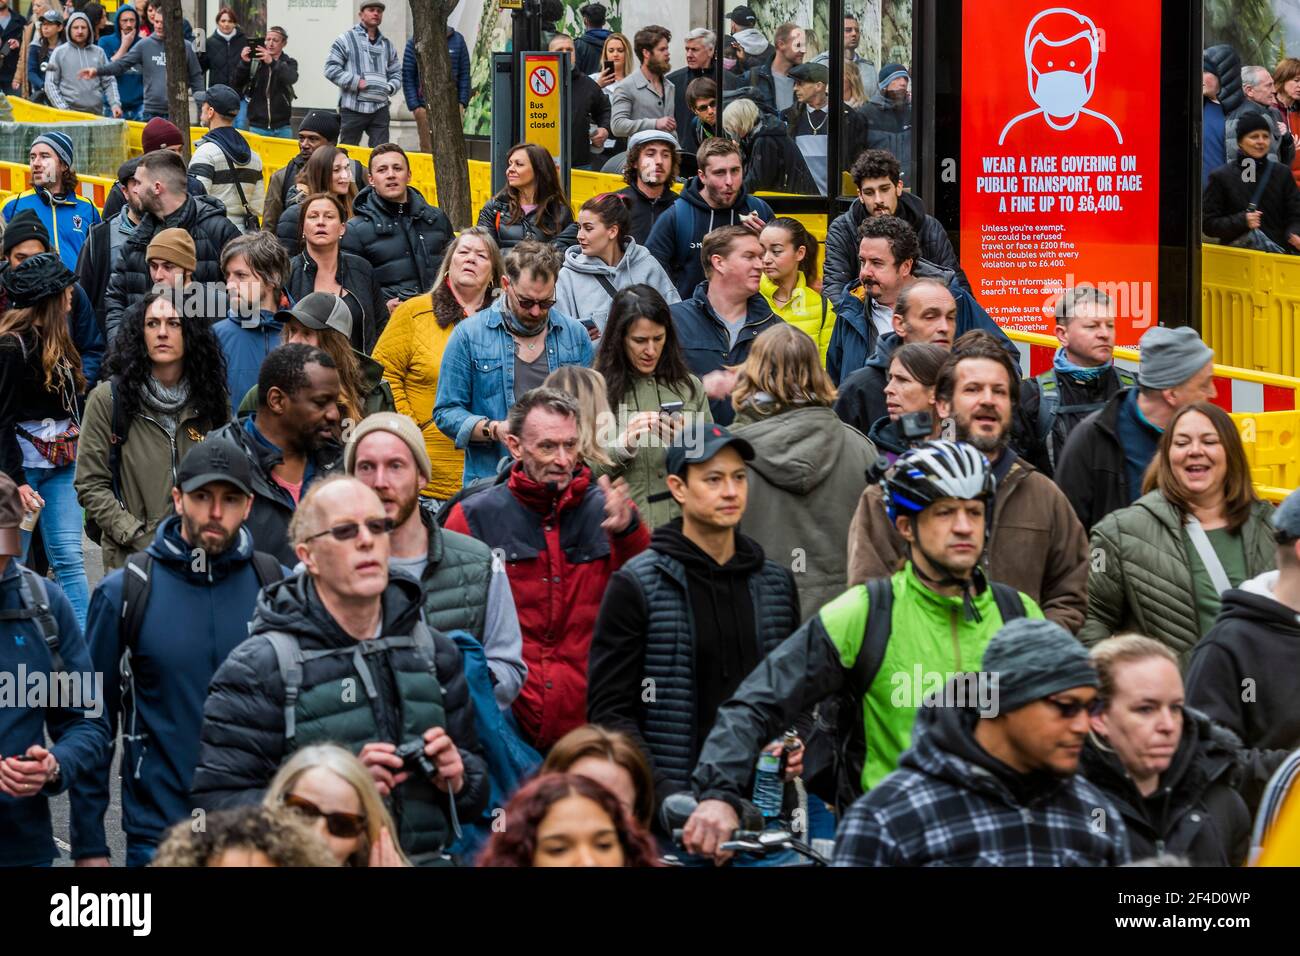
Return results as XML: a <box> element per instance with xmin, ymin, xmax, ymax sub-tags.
<box><xmin>233</xmin><ymin>25</ymin><xmax>297</xmax><ymax>140</ymax></box>
<box><xmin>191</xmin><ymin>474</ymin><xmax>489</xmax><ymax>865</ymax></box>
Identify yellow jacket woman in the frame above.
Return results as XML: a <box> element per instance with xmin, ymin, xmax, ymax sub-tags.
<box><xmin>758</xmin><ymin>218</ymin><xmax>836</xmax><ymax>365</ymax></box>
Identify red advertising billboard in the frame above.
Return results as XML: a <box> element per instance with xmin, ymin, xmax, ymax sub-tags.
<box><xmin>959</xmin><ymin>1</ymin><xmax>1162</xmax><ymax>345</ymax></box>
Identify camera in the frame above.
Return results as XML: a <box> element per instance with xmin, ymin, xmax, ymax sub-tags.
<box><xmin>393</xmin><ymin>739</ymin><xmax>437</xmax><ymax>781</ymax></box>
<box><xmin>898</xmin><ymin>411</ymin><xmax>933</xmax><ymax>442</ymax></box>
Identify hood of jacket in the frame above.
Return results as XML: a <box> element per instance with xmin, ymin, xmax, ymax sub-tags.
<box><xmin>911</xmin><ymin>255</ymin><xmax>957</xmax><ymax>287</ymax></box>
<box><xmin>731</xmin><ymin>405</ymin><xmax>849</xmax><ymax>495</ymax></box>
<box><xmin>867</xmin><ymin>414</ymin><xmax>906</xmax><ymax>455</ymax></box>
<box><xmin>1080</xmin><ymin>707</ymin><xmax>1242</xmax><ymax>825</ymax></box>
<box><xmin>111</xmin><ymin>6</ymin><xmax>136</xmax><ymax>37</ymax></box>
<box><xmin>222</xmin><ymin>307</ymin><xmax>282</xmax><ymax>334</ymax></box>
<box><xmin>906</xmin><ymin>696</ymin><xmax>1075</xmax><ymax>808</ymax></box>
<box><xmin>1204</xmin><ymin>44</ymin><xmax>1244</xmax><ymax>115</ymax></box>
<box><xmin>650</xmin><ymin>519</ymin><xmax>765</xmax><ymax>576</ymax></box>
<box><xmin>748</xmin><ymin>111</ymin><xmax>789</xmax><ymax>141</ymax></box>
<box><xmin>64</xmin><ymin>11</ymin><xmax>93</xmax><ymax>45</ymax></box>
<box><xmin>146</xmin><ymin>513</ymin><xmax>258</xmax><ymax>583</ymax></box>
<box><xmin>562</xmin><ymin>237</ymin><xmax>658</xmax><ymax>278</ymax></box>
<box><xmin>864</xmin><ymin>330</ymin><xmax>901</xmax><ymax>371</ymax></box>
<box><xmin>894</xmin><ymin>189</ymin><xmax>932</xmax><ymax>231</ymax></box>
<box><xmin>250</xmin><ymin>565</ymin><xmax>424</xmax><ymax>650</ymax></box>
<box><xmin>1216</xmin><ymin>571</ymin><xmax>1300</xmax><ymax>633</ymax></box>
<box><xmin>200</xmin><ymin>125</ymin><xmax>253</xmax><ymax>166</ymax></box>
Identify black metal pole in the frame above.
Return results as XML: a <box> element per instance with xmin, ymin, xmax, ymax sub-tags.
<box><xmin>828</xmin><ymin>0</ymin><xmax>843</xmax><ymax>207</ymax></box>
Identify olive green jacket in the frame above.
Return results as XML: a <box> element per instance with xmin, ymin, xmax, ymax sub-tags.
<box><xmin>1081</xmin><ymin>491</ymin><xmax>1277</xmax><ymax>665</ymax></box>
<box><xmin>599</xmin><ymin>373</ymin><xmax>711</xmax><ymax>530</ymax></box>
<box><xmin>74</xmin><ymin>379</ymin><xmax>216</xmax><ymax>570</ymax></box>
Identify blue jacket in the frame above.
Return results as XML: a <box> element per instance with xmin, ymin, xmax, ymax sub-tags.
<box><xmin>434</xmin><ymin>297</ymin><xmax>594</xmax><ymax>485</ymax></box>
<box><xmin>402</xmin><ymin>31</ymin><xmax>470</xmax><ymax>109</ymax></box>
<box><xmin>212</xmin><ymin>309</ymin><xmax>283</xmax><ymax>416</ymax></box>
<box><xmin>826</xmin><ymin>261</ymin><xmax>1017</xmax><ymax>385</ymax></box>
<box><xmin>669</xmin><ymin>281</ymin><xmax>782</xmax><ymax>425</ymax></box>
<box><xmin>2</xmin><ymin>188</ymin><xmax>101</xmax><ymax>271</ymax></box>
<box><xmin>645</xmin><ymin>177</ymin><xmax>774</xmax><ymax>300</ymax></box>
<box><xmin>72</xmin><ymin>519</ymin><xmax>283</xmax><ymax>852</ymax></box>
<box><xmin>99</xmin><ymin>9</ymin><xmax>143</xmax><ymax>113</ymax></box>
<box><xmin>0</xmin><ymin>560</ymin><xmax>109</xmax><ymax>865</ymax></box>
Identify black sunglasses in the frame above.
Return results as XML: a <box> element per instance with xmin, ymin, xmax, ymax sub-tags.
<box><xmin>1045</xmin><ymin>696</ymin><xmax>1105</xmax><ymax>719</ymax></box>
<box><xmin>511</xmin><ymin>289</ymin><xmax>556</xmax><ymax>312</ymax></box>
<box><xmin>303</xmin><ymin>517</ymin><xmax>394</xmax><ymax>543</ymax></box>
<box><xmin>282</xmin><ymin>793</ymin><xmax>368</xmax><ymax>839</ymax></box>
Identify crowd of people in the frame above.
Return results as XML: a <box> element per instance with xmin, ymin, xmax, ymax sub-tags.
<box><xmin>0</xmin><ymin>5</ymin><xmax>1298</xmax><ymax>872</ymax></box>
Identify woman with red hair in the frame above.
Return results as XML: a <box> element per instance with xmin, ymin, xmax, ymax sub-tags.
<box><xmin>477</xmin><ymin>773</ymin><xmax>661</xmax><ymax>867</ymax></box>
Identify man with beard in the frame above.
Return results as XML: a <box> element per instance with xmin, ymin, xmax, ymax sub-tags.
<box><xmin>616</xmin><ymin>130</ymin><xmax>681</xmax><ymax>244</ymax></box>
<box><xmin>1</xmin><ymin>132</ymin><xmax>101</xmax><ymax>270</ymax></box>
<box><xmin>847</xmin><ymin>331</ymin><xmax>1090</xmax><ymax>633</ymax></box>
<box><xmin>345</xmin><ymin>413</ymin><xmax>526</xmax><ymax>709</ymax></box>
<box><xmin>206</xmin><ymin>344</ymin><xmax>343</xmax><ymax>565</ymax></box>
<box><xmin>442</xmin><ymin>388</ymin><xmax>650</xmax><ymax>750</ymax></box>
<box><xmin>862</xmin><ymin>64</ymin><xmax>915</xmax><ymax>188</ymax></box>
<box><xmin>610</xmin><ymin>25</ymin><xmax>676</xmax><ymax>141</ymax></box>
<box><xmin>77</xmin><ymin>159</ymin><xmax>146</xmax><ymax>330</ymax></box>
<box><xmin>73</xmin><ymin>439</ymin><xmax>286</xmax><ymax>866</ymax></box>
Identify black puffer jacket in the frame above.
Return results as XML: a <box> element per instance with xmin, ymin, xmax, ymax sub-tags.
<box><xmin>1080</xmin><ymin>708</ymin><xmax>1254</xmax><ymax>865</ymax></box>
<box><xmin>190</xmin><ymin>571</ymin><xmax>490</xmax><ymax>861</ymax></box>
<box><xmin>823</xmin><ymin>192</ymin><xmax>968</xmax><ymax>303</ymax></box>
<box><xmin>341</xmin><ymin>185</ymin><xmax>453</xmax><ymax>305</ymax></box>
<box><xmin>476</xmin><ymin>194</ymin><xmax>578</xmax><ymax>254</ymax></box>
<box><xmin>203</xmin><ymin>29</ymin><xmax>249</xmax><ymax>89</ymax></box>
<box><xmin>104</xmin><ymin>195</ymin><xmax>242</xmax><ymax>341</ymax></box>
<box><xmin>286</xmin><ymin>250</ymin><xmax>388</xmax><ymax>353</ymax></box>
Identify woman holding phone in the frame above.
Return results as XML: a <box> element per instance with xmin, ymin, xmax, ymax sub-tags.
<box><xmin>593</xmin><ymin>285</ymin><xmax>709</xmax><ymax>527</ymax></box>
<box><xmin>590</xmin><ymin>32</ymin><xmax>632</xmax><ymax>161</ymax></box>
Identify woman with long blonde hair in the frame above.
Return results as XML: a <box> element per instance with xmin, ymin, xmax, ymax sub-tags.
<box><xmin>0</xmin><ymin>251</ymin><xmax>89</xmax><ymax>626</ymax></box>
<box><xmin>591</xmin><ymin>31</ymin><xmax>633</xmax><ymax>161</ymax></box>
<box><xmin>264</xmin><ymin>744</ymin><xmax>409</xmax><ymax>867</ymax></box>
<box><xmin>544</xmin><ymin>365</ymin><xmax>615</xmax><ymax>470</ymax></box>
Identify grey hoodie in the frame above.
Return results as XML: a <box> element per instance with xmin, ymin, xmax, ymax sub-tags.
<box><xmin>45</xmin><ymin>13</ymin><xmax>119</xmax><ymax>114</ymax></box>
<box><xmin>553</xmin><ymin>237</ymin><xmax>680</xmax><ymax>334</ymax></box>
<box><xmin>97</xmin><ymin>32</ymin><xmax>204</xmax><ymax>116</ymax></box>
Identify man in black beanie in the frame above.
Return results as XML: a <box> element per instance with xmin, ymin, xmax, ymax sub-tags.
<box><xmin>1</xmin><ymin>210</ymin><xmax>104</xmax><ymax>387</ymax></box>
<box><xmin>834</xmin><ymin>618</ymin><xmax>1131</xmax><ymax>866</ymax></box>
<box><xmin>262</xmin><ymin>111</ymin><xmax>358</xmax><ymax>237</ymax></box>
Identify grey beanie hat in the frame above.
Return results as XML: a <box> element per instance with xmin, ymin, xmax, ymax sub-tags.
<box><xmin>1137</xmin><ymin>326</ymin><xmax>1214</xmax><ymax>389</ymax></box>
<box><xmin>1272</xmin><ymin>486</ymin><xmax>1300</xmax><ymax>542</ymax></box>
<box><xmin>981</xmin><ymin>618</ymin><xmax>1097</xmax><ymax>714</ymax></box>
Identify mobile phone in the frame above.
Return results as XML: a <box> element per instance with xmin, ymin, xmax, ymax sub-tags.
<box><xmin>5</xmin><ymin>753</ymin><xmax>40</xmax><ymax>763</ymax></box>
<box><xmin>603</xmin><ymin>59</ymin><xmax>614</xmax><ymax>75</ymax></box>
<box><xmin>249</xmin><ymin>36</ymin><xmax>266</xmax><ymax>53</ymax></box>
<box><xmin>659</xmin><ymin>401</ymin><xmax>684</xmax><ymax>415</ymax></box>
<box><xmin>580</xmin><ymin>317</ymin><xmax>599</xmax><ymax>332</ymax></box>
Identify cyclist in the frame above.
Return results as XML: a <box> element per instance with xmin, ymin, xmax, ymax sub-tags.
<box><xmin>681</xmin><ymin>440</ymin><xmax>1044</xmax><ymax>861</ymax></box>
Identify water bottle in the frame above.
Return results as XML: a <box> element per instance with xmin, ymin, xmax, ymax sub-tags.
<box><xmin>752</xmin><ymin>732</ymin><xmax>796</xmax><ymax>820</ymax></box>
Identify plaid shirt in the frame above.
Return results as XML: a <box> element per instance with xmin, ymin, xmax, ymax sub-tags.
<box><xmin>833</xmin><ymin>703</ymin><xmax>1131</xmax><ymax>867</ymax></box>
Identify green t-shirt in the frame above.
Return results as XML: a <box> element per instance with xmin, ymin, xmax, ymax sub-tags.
<box><xmin>1183</xmin><ymin>526</ymin><xmax>1248</xmax><ymax>636</ymax></box>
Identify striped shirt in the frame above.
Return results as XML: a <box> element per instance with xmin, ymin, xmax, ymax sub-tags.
<box><xmin>324</xmin><ymin>22</ymin><xmax>400</xmax><ymax>115</ymax></box>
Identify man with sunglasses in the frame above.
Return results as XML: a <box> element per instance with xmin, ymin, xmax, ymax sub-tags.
<box><xmin>833</xmin><ymin>618</ymin><xmax>1130</xmax><ymax>866</ymax></box>
<box><xmin>74</xmin><ymin>439</ymin><xmax>286</xmax><ymax>867</ymax></box>
<box><xmin>684</xmin><ymin>440</ymin><xmax>1043</xmax><ymax>862</ymax></box>
<box><xmin>206</xmin><ymin>343</ymin><xmax>344</xmax><ymax>565</ymax></box>
<box><xmin>192</xmin><ymin>475</ymin><xmax>489</xmax><ymax>865</ymax></box>
<box><xmin>434</xmin><ymin>241</ymin><xmax>594</xmax><ymax>485</ymax></box>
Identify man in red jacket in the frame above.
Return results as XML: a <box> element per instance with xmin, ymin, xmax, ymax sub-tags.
<box><xmin>442</xmin><ymin>387</ymin><xmax>650</xmax><ymax>750</ymax></box>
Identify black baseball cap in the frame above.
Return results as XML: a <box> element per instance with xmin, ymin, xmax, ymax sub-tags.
<box><xmin>177</xmin><ymin>438</ymin><xmax>253</xmax><ymax>496</ymax></box>
<box><xmin>196</xmin><ymin>84</ymin><xmax>241</xmax><ymax>117</ymax></box>
<box><xmin>727</xmin><ymin>5</ymin><xmax>757</xmax><ymax>27</ymax></box>
<box><xmin>666</xmin><ymin>423</ymin><xmax>755</xmax><ymax>478</ymax></box>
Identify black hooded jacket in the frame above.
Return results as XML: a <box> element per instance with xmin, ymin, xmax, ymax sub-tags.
<box><xmin>341</xmin><ymin>185</ymin><xmax>453</xmax><ymax>305</ymax></box>
<box><xmin>103</xmin><ymin>194</ymin><xmax>241</xmax><ymax>341</ymax></box>
<box><xmin>1080</xmin><ymin>708</ymin><xmax>1253</xmax><ymax>865</ymax></box>
<box><xmin>1186</xmin><ymin>577</ymin><xmax>1300</xmax><ymax>753</ymax></box>
<box><xmin>190</xmin><ymin>571</ymin><xmax>490</xmax><ymax>859</ymax></box>
<box><xmin>740</xmin><ymin>111</ymin><xmax>816</xmax><ymax>196</ymax></box>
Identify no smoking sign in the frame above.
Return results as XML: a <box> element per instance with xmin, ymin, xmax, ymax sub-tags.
<box><xmin>529</xmin><ymin>66</ymin><xmax>556</xmax><ymax>96</ymax></box>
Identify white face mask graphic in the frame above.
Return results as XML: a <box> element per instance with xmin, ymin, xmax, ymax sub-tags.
<box><xmin>1031</xmin><ymin>65</ymin><xmax>1092</xmax><ymax>118</ymax></box>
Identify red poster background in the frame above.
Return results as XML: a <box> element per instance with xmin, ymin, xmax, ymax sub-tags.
<box><xmin>959</xmin><ymin>0</ymin><xmax>1161</xmax><ymax>344</ymax></box>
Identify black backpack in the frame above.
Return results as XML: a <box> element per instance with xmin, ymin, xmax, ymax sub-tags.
<box><xmin>1035</xmin><ymin>367</ymin><xmax>1136</xmax><ymax>473</ymax></box>
<box><xmin>809</xmin><ymin>576</ymin><xmax>1027</xmax><ymax>813</ymax></box>
<box><xmin>0</xmin><ymin>565</ymin><xmax>64</xmax><ymax>671</ymax></box>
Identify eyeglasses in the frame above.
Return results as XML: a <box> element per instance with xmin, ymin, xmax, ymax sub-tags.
<box><xmin>282</xmin><ymin>793</ymin><xmax>368</xmax><ymax>838</ymax></box>
<box><xmin>511</xmin><ymin>291</ymin><xmax>556</xmax><ymax>312</ymax></box>
<box><xmin>1045</xmin><ymin>696</ymin><xmax>1105</xmax><ymax>719</ymax></box>
<box><xmin>303</xmin><ymin>517</ymin><xmax>394</xmax><ymax>543</ymax></box>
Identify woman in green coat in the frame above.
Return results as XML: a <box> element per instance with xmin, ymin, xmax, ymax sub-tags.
<box><xmin>593</xmin><ymin>284</ymin><xmax>711</xmax><ymax>529</ymax></box>
<box><xmin>74</xmin><ymin>292</ymin><xmax>233</xmax><ymax>571</ymax></box>
<box><xmin>1081</xmin><ymin>402</ymin><xmax>1276</xmax><ymax>666</ymax></box>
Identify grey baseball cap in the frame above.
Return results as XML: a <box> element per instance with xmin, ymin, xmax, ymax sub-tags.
<box><xmin>276</xmin><ymin>292</ymin><xmax>353</xmax><ymax>340</ymax></box>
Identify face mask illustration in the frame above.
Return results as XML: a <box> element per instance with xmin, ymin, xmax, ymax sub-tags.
<box><xmin>1031</xmin><ymin>65</ymin><xmax>1092</xmax><ymax>118</ymax></box>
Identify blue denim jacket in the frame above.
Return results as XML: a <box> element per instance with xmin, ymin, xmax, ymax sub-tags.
<box><xmin>434</xmin><ymin>298</ymin><xmax>594</xmax><ymax>484</ymax></box>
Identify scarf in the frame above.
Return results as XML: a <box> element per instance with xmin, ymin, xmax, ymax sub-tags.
<box><xmin>139</xmin><ymin>376</ymin><xmax>192</xmax><ymax>437</ymax></box>
<box><xmin>1053</xmin><ymin>346</ymin><xmax>1111</xmax><ymax>383</ymax></box>
<box><xmin>500</xmin><ymin>304</ymin><xmax>548</xmax><ymax>340</ymax></box>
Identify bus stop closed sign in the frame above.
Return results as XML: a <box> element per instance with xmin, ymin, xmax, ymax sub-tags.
<box><xmin>523</xmin><ymin>54</ymin><xmax>562</xmax><ymax>157</ymax></box>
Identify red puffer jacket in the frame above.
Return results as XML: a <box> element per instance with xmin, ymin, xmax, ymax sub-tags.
<box><xmin>444</xmin><ymin>463</ymin><xmax>650</xmax><ymax>749</ymax></box>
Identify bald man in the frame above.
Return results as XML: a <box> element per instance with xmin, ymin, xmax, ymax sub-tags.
<box><xmin>191</xmin><ymin>475</ymin><xmax>490</xmax><ymax>865</ymax></box>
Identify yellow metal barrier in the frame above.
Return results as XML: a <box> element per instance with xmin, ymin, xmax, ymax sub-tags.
<box><xmin>1202</xmin><ymin>244</ymin><xmax>1300</xmax><ymax>377</ymax></box>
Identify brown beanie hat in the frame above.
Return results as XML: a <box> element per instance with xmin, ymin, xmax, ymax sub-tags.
<box><xmin>344</xmin><ymin>412</ymin><xmax>433</xmax><ymax>482</ymax></box>
<box><xmin>145</xmin><ymin>227</ymin><xmax>197</xmax><ymax>273</ymax></box>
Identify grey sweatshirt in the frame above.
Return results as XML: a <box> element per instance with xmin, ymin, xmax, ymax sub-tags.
<box><xmin>45</xmin><ymin>14</ymin><xmax>119</xmax><ymax>114</ymax></box>
<box><xmin>96</xmin><ymin>33</ymin><xmax>204</xmax><ymax>116</ymax></box>
<box><xmin>554</xmin><ymin>238</ymin><xmax>681</xmax><ymax>334</ymax></box>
